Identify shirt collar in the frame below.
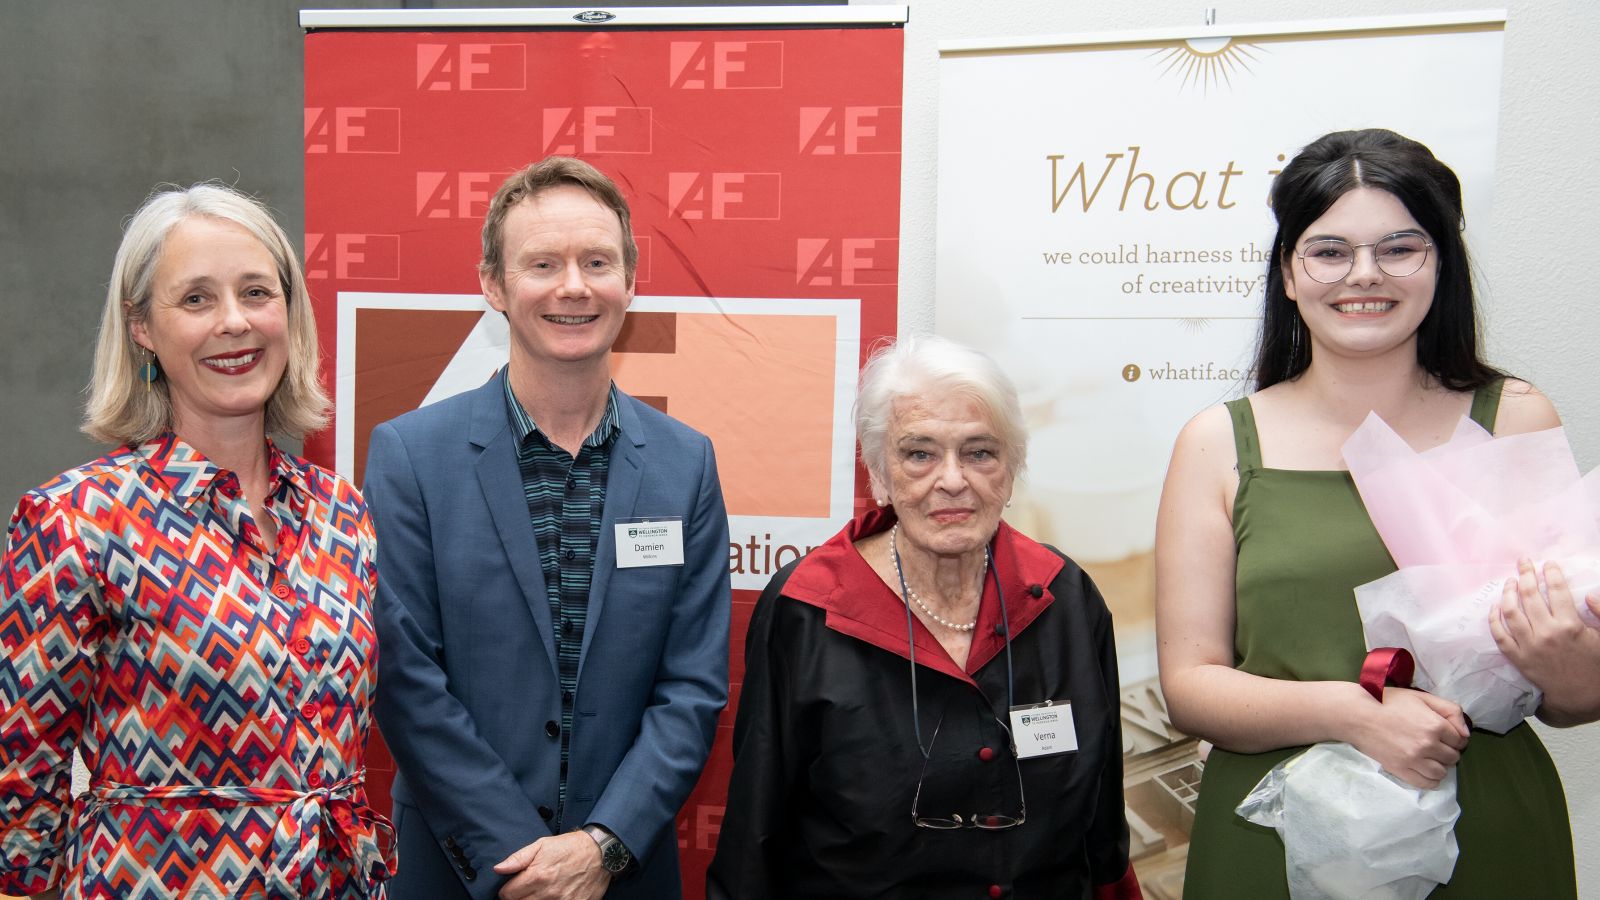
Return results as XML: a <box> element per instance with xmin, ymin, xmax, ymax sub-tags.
<box><xmin>501</xmin><ymin>367</ymin><xmax>621</xmax><ymax>450</ymax></box>
<box><xmin>783</xmin><ymin>506</ymin><xmax>1066</xmax><ymax>683</ymax></box>
<box><xmin>135</xmin><ymin>433</ymin><xmax>311</xmax><ymax>512</ymax></box>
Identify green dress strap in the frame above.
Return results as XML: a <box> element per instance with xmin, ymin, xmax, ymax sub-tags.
<box><xmin>1469</xmin><ymin>377</ymin><xmax>1505</xmax><ymax>432</ymax></box>
<box><xmin>1224</xmin><ymin>397</ymin><xmax>1263</xmax><ymax>472</ymax></box>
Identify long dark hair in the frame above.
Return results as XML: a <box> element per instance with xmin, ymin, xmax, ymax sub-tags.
<box><xmin>1253</xmin><ymin>128</ymin><xmax>1503</xmax><ymax>391</ymax></box>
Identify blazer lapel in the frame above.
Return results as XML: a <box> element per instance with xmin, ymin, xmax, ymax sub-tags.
<box><xmin>469</xmin><ymin>376</ymin><xmax>559</xmax><ymax>677</ymax></box>
<box><xmin>581</xmin><ymin>394</ymin><xmax>646</xmax><ymax>670</ymax></box>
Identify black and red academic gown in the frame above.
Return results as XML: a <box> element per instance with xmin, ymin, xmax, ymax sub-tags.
<box><xmin>708</xmin><ymin>507</ymin><xmax>1142</xmax><ymax>900</ymax></box>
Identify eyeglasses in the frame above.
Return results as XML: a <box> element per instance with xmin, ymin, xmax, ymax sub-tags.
<box><xmin>911</xmin><ymin>713</ymin><xmax>1027</xmax><ymax>830</ymax></box>
<box><xmin>892</xmin><ymin>535</ymin><xmax>1026</xmax><ymax>830</ymax></box>
<box><xmin>1294</xmin><ymin>232</ymin><xmax>1433</xmax><ymax>284</ymax></box>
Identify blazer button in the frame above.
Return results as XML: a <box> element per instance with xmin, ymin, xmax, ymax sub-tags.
<box><xmin>462</xmin><ymin>865</ymin><xmax>477</xmax><ymax>881</ymax></box>
<box><xmin>444</xmin><ymin>836</ymin><xmax>460</xmax><ymax>849</ymax></box>
<box><xmin>545</xmin><ymin>720</ymin><xmax>560</xmax><ymax>738</ymax></box>
<box><xmin>538</xmin><ymin>805</ymin><xmax>553</xmax><ymax>821</ymax></box>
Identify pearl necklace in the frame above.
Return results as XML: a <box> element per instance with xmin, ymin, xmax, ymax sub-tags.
<box><xmin>890</xmin><ymin>524</ymin><xmax>983</xmax><ymax>632</ymax></box>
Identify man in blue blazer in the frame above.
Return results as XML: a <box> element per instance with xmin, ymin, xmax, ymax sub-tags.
<box><xmin>365</xmin><ymin>157</ymin><xmax>731</xmax><ymax>900</ymax></box>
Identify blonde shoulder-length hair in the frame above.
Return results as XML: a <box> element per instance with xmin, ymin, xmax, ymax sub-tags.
<box><xmin>84</xmin><ymin>183</ymin><xmax>329</xmax><ymax>446</ymax></box>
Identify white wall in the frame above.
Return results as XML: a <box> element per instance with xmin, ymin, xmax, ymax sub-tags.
<box><xmin>877</xmin><ymin>0</ymin><xmax>1600</xmax><ymax>894</ymax></box>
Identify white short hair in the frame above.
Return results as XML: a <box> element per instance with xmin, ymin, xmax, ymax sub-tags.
<box><xmin>855</xmin><ymin>335</ymin><xmax>1027</xmax><ymax>498</ymax></box>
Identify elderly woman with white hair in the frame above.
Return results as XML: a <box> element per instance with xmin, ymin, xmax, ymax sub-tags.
<box><xmin>0</xmin><ymin>184</ymin><xmax>393</xmax><ymax>899</ymax></box>
<box><xmin>708</xmin><ymin>336</ymin><xmax>1141</xmax><ymax>900</ymax></box>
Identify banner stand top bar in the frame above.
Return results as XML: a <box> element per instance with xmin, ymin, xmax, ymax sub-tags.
<box><xmin>301</xmin><ymin>5</ymin><xmax>909</xmax><ymax>30</ymax></box>
<box><xmin>938</xmin><ymin>8</ymin><xmax>1502</xmax><ymax>54</ymax></box>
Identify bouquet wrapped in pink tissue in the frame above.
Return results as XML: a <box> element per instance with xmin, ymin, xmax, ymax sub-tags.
<box><xmin>1345</xmin><ymin>414</ymin><xmax>1600</xmax><ymax>731</ymax></box>
<box><xmin>1237</xmin><ymin>413</ymin><xmax>1600</xmax><ymax>900</ymax></box>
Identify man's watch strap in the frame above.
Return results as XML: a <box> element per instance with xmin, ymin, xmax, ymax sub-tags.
<box><xmin>581</xmin><ymin>824</ymin><xmax>633</xmax><ymax>875</ymax></box>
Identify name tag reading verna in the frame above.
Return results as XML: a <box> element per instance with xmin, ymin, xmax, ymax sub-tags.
<box><xmin>1009</xmin><ymin>701</ymin><xmax>1077</xmax><ymax>759</ymax></box>
<box><xmin>615</xmin><ymin>519</ymin><xmax>685</xmax><ymax>568</ymax></box>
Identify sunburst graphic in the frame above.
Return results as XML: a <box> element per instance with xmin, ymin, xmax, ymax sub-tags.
<box><xmin>1178</xmin><ymin>317</ymin><xmax>1214</xmax><ymax>334</ymax></box>
<box><xmin>1149</xmin><ymin>37</ymin><xmax>1264</xmax><ymax>95</ymax></box>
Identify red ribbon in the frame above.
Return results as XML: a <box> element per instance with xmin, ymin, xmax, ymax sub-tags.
<box><xmin>1359</xmin><ymin>647</ymin><xmax>1416</xmax><ymax>702</ymax></box>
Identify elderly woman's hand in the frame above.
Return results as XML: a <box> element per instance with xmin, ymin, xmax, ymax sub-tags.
<box><xmin>1490</xmin><ymin>559</ymin><xmax>1600</xmax><ymax>727</ymax></box>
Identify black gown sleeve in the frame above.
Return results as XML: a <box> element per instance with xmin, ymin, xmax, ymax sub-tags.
<box><xmin>707</xmin><ymin>563</ymin><xmax>802</xmax><ymax>900</ymax></box>
<box><xmin>1074</xmin><ymin>564</ymin><xmax>1138</xmax><ymax>893</ymax></box>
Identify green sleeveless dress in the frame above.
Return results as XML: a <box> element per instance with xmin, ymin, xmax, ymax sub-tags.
<box><xmin>1181</xmin><ymin>383</ymin><xmax>1576</xmax><ymax>899</ymax></box>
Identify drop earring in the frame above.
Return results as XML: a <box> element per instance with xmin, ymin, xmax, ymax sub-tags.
<box><xmin>138</xmin><ymin>348</ymin><xmax>160</xmax><ymax>389</ymax></box>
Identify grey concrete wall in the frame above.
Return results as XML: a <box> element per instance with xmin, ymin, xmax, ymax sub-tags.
<box><xmin>1</xmin><ymin>0</ymin><xmax>340</xmax><ymax>505</ymax></box>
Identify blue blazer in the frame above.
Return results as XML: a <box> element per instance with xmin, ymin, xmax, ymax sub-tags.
<box><xmin>364</xmin><ymin>372</ymin><xmax>731</xmax><ymax>900</ymax></box>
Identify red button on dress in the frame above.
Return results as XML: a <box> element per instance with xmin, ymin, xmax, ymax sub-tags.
<box><xmin>989</xmin><ymin>885</ymin><xmax>1002</xmax><ymax>898</ymax></box>
<box><xmin>301</xmin><ymin>702</ymin><xmax>318</xmax><ymax>718</ymax></box>
<box><xmin>292</xmin><ymin>638</ymin><xmax>311</xmax><ymax>655</ymax></box>
<box><xmin>272</xmin><ymin>584</ymin><xmax>291</xmax><ymax>599</ymax></box>
<box><xmin>308</xmin><ymin>772</ymin><xmax>322</xmax><ymax>788</ymax></box>
<box><xmin>978</xmin><ymin>747</ymin><xmax>995</xmax><ymax>762</ymax></box>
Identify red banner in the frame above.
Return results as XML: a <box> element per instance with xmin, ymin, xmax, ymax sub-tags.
<box><xmin>304</xmin><ymin>20</ymin><xmax>903</xmax><ymax>894</ymax></box>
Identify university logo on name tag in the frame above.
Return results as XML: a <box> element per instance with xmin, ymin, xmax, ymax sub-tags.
<box><xmin>615</xmin><ymin>519</ymin><xmax>685</xmax><ymax>568</ymax></box>
<box><xmin>1009</xmin><ymin>702</ymin><xmax>1077</xmax><ymax>759</ymax></box>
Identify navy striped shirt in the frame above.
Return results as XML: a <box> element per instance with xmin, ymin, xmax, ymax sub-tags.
<box><xmin>502</xmin><ymin>371</ymin><xmax>621</xmax><ymax>826</ymax></box>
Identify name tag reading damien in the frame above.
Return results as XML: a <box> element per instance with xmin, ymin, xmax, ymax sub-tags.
<box><xmin>615</xmin><ymin>519</ymin><xmax>685</xmax><ymax>568</ymax></box>
<box><xmin>1009</xmin><ymin>701</ymin><xmax>1078</xmax><ymax>759</ymax></box>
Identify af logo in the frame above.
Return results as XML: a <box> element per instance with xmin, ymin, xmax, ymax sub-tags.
<box><xmin>415</xmin><ymin>172</ymin><xmax>502</xmax><ymax>220</ymax></box>
<box><xmin>668</xmin><ymin>41</ymin><xmax>783</xmax><ymax>89</ymax></box>
<box><xmin>416</xmin><ymin>43</ymin><xmax>526</xmax><ymax>91</ymax></box>
<box><xmin>799</xmin><ymin>106</ymin><xmax>901</xmax><ymax>156</ymax></box>
<box><xmin>796</xmin><ymin>239</ymin><xmax>898</xmax><ymax>287</ymax></box>
<box><xmin>304</xmin><ymin>107</ymin><xmax>401</xmax><ymax>154</ymax></box>
<box><xmin>667</xmin><ymin>173</ymin><xmax>781</xmax><ymax>221</ymax></box>
<box><xmin>542</xmin><ymin>107</ymin><xmax>652</xmax><ymax>155</ymax></box>
<box><xmin>305</xmin><ymin>234</ymin><xmax>400</xmax><ymax>281</ymax></box>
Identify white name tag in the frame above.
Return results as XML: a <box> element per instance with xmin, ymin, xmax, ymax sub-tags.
<box><xmin>614</xmin><ymin>519</ymin><xmax>685</xmax><ymax>568</ymax></box>
<box><xmin>1009</xmin><ymin>702</ymin><xmax>1077</xmax><ymax>759</ymax></box>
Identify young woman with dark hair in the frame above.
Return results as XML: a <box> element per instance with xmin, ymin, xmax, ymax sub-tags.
<box><xmin>1156</xmin><ymin>129</ymin><xmax>1587</xmax><ymax>898</ymax></box>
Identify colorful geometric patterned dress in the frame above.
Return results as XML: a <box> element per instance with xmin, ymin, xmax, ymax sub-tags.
<box><xmin>0</xmin><ymin>435</ymin><xmax>394</xmax><ymax>899</ymax></box>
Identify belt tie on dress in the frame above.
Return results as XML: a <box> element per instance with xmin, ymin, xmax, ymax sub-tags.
<box><xmin>84</xmin><ymin>770</ymin><xmax>395</xmax><ymax>898</ymax></box>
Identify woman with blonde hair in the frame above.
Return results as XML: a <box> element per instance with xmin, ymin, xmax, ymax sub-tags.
<box><xmin>0</xmin><ymin>183</ymin><xmax>392</xmax><ymax>899</ymax></box>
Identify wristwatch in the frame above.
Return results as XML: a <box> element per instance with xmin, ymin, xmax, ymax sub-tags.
<box><xmin>582</xmin><ymin>824</ymin><xmax>632</xmax><ymax>875</ymax></box>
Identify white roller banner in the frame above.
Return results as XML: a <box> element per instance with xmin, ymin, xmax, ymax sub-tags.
<box><xmin>935</xmin><ymin>12</ymin><xmax>1504</xmax><ymax>891</ymax></box>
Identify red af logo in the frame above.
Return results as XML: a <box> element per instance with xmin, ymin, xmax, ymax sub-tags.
<box><xmin>416</xmin><ymin>43</ymin><xmax>526</xmax><ymax>91</ymax></box>
<box><xmin>305</xmin><ymin>234</ymin><xmax>401</xmax><ymax>281</ymax></box>
<box><xmin>798</xmin><ymin>106</ymin><xmax>901</xmax><ymax>156</ymax></box>
<box><xmin>541</xmin><ymin>107</ymin><xmax>652</xmax><ymax>155</ymax></box>
<box><xmin>667</xmin><ymin>173</ymin><xmax>781</xmax><ymax>221</ymax></box>
<box><xmin>668</xmin><ymin>41</ymin><xmax>783</xmax><ymax>89</ymax></box>
<box><xmin>304</xmin><ymin>107</ymin><xmax>402</xmax><ymax>154</ymax></box>
<box><xmin>796</xmin><ymin>239</ymin><xmax>898</xmax><ymax>287</ymax></box>
<box><xmin>415</xmin><ymin>172</ymin><xmax>501</xmax><ymax>220</ymax></box>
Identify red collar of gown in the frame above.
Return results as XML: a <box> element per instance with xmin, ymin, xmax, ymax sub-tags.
<box><xmin>782</xmin><ymin>506</ymin><xmax>1065</xmax><ymax>685</ymax></box>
